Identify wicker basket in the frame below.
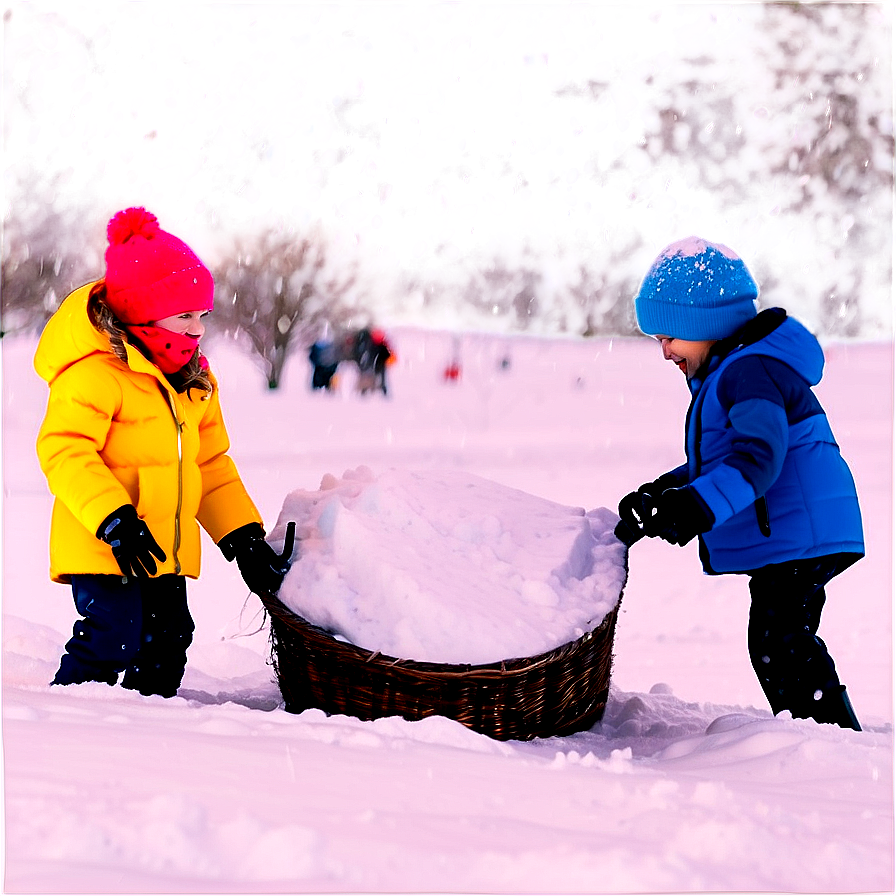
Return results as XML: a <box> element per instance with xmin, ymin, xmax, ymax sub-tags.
<box><xmin>257</xmin><ymin>586</ymin><xmax>624</xmax><ymax>742</ymax></box>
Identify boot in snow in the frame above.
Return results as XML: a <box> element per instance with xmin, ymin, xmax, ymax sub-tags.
<box><xmin>792</xmin><ymin>685</ymin><xmax>862</xmax><ymax>731</ymax></box>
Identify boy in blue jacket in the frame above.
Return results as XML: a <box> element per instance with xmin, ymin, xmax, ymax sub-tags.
<box><xmin>617</xmin><ymin>237</ymin><xmax>864</xmax><ymax>730</ymax></box>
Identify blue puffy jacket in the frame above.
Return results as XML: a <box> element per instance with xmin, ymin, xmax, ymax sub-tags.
<box><xmin>663</xmin><ymin>308</ymin><xmax>864</xmax><ymax>574</ymax></box>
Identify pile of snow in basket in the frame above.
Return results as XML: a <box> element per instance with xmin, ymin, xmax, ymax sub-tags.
<box><xmin>270</xmin><ymin>467</ymin><xmax>627</xmax><ymax>665</ymax></box>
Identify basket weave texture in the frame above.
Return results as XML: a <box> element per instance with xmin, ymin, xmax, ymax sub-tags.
<box><xmin>259</xmin><ymin>585</ymin><xmax>624</xmax><ymax>741</ymax></box>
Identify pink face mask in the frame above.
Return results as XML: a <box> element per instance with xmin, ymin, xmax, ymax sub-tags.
<box><xmin>124</xmin><ymin>324</ymin><xmax>209</xmax><ymax>375</ymax></box>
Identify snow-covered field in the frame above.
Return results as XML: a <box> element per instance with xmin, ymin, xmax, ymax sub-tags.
<box><xmin>2</xmin><ymin>327</ymin><xmax>893</xmax><ymax>893</ymax></box>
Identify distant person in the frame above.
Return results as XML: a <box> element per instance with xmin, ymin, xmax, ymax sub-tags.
<box><xmin>443</xmin><ymin>361</ymin><xmax>462</xmax><ymax>382</ymax></box>
<box><xmin>444</xmin><ymin>335</ymin><xmax>462</xmax><ymax>383</ymax></box>
<box><xmin>615</xmin><ymin>237</ymin><xmax>864</xmax><ymax>730</ymax></box>
<box><xmin>308</xmin><ymin>338</ymin><xmax>340</xmax><ymax>391</ymax></box>
<box><xmin>352</xmin><ymin>327</ymin><xmax>392</xmax><ymax>395</ymax></box>
<box><xmin>34</xmin><ymin>206</ymin><xmax>294</xmax><ymax>698</ymax></box>
<box><xmin>349</xmin><ymin>327</ymin><xmax>373</xmax><ymax>394</ymax></box>
<box><xmin>370</xmin><ymin>328</ymin><xmax>394</xmax><ymax>395</ymax></box>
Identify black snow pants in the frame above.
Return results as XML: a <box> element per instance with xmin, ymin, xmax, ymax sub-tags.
<box><xmin>747</xmin><ymin>553</ymin><xmax>860</xmax><ymax>727</ymax></box>
<box><xmin>53</xmin><ymin>573</ymin><xmax>195</xmax><ymax>698</ymax></box>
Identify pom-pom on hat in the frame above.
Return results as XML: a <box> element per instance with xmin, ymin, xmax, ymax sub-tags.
<box><xmin>103</xmin><ymin>207</ymin><xmax>214</xmax><ymax>325</ymax></box>
<box><xmin>634</xmin><ymin>237</ymin><xmax>759</xmax><ymax>341</ymax></box>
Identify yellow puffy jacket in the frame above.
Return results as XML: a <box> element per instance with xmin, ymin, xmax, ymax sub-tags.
<box><xmin>34</xmin><ymin>283</ymin><xmax>263</xmax><ymax>583</ymax></box>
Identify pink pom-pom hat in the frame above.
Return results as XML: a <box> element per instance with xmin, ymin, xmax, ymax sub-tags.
<box><xmin>103</xmin><ymin>207</ymin><xmax>215</xmax><ymax>325</ymax></box>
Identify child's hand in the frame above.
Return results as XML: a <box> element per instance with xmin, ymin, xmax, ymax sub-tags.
<box><xmin>651</xmin><ymin>487</ymin><xmax>715</xmax><ymax>546</ymax></box>
<box><xmin>616</xmin><ymin>474</ymin><xmax>679</xmax><ymax>543</ymax></box>
<box><xmin>96</xmin><ymin>504</ymin><xmax>167</xmax><ymax>578</ymax></box>
<box><xmin>616</xmin><ymin>488</ymin><xmax>656</xmax><ymax>544</ymax></box>
<box><xmin>219</xmin><ymin>521</ymin><xmax>297</xmax><ymax>595</ymax></box>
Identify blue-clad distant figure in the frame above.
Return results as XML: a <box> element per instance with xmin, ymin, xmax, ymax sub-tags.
<box><xmin>308</xmin><ymin>338</ymin><xmax>340</xmax><ymax>391</ymax></box>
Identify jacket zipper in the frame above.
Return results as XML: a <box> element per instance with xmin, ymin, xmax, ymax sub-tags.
<box><xmin>165</xmin><ymin>391</ymin><xmax>184</xmax><ymax>575</ymax></box>
<box><xmin>754</xmin><ymin>497</ymin><xmax>771</xmax><ymax>537</ymax></box>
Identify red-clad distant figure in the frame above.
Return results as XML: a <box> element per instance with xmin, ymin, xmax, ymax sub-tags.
<box><xmin>352</xmin><ymin>327</ymin><xmax>394</xmax><ymax>395</ymax></box>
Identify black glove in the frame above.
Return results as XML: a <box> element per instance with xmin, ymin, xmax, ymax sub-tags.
<box><xmin>219</xmin><ymin>521</ymin><xmax>296</xmax><ymax>595</ymax></box>
<box><xmin>97</xmin><ymin>504</ymin><xmax>167</xmax><ymax>578</ymax></box>
<box><xmin>615</xmin><ymin>474</ymin><xmax>681</xmax><ymax>545</ymax></box>
<box><xmin>650</xmin><ymin>487</ymin><xmax>715</xmax><ymax>546</ymax></box>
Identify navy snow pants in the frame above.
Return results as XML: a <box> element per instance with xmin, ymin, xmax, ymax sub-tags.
<box><xmin>53</xmin><ymin>574</ymin><xmax>195</xmax><ymax>698</ymax></box>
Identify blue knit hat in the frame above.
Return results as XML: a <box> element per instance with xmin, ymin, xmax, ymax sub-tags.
<box><xmin>634</xmin><ymin>237</ymin><xmax>759</xmax><ymax>341</ymax></box>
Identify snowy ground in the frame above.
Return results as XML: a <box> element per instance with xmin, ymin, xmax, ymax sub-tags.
<box><xmin>2</xmin><ymin>327</ymin><xmax>893</xmax><ymax>893</ymax></box>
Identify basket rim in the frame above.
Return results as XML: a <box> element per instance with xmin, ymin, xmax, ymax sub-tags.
<box><xmin>257</xmin><ymin>589</ymin><xmax>621</xmax><ymax>679</ymax></box>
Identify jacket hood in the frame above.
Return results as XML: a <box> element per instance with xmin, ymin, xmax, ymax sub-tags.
<box><xmin>34</xmin><ymin>283</ymin><xmax>112</xmax><ymax>386</ymax></box>
<box><xmin>710</xmin><ymin>308</ymin><xmax>825</xmax><ymax>387</ymax></box>
<box><xmin>34</xmin><ymin>282</ymin><xmax>166</xmax><ymax>387</ymax></box>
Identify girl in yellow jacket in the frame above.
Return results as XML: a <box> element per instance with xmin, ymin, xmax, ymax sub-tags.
<box><xmin>35</xmin><ymin>207</ymin><xmax>294</xmax><ymax>697</ymax></box>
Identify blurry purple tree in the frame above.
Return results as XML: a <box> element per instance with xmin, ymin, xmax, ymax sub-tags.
<box><xmin>212</xmin><ymin>228</ymin><xmax>360</xmax><ymax>389</ymax></box>
<box><xmin>754</xmin><ymin>2</ymin><xmax>893</xmax><ymax>336</ymax></box>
